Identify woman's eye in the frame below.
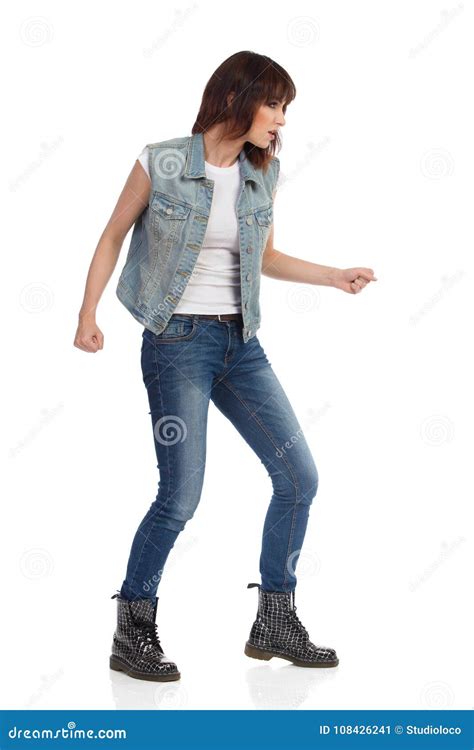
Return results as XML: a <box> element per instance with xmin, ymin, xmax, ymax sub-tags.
<box><xmin>268</xmin><ymin>101</ymin><xmax>286</xmax><ymax>113</ymax></box>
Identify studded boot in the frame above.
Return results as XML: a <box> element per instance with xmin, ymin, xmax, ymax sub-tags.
<box><xmin>109</xmin><ymin>592</ymin><xmax>180</xmax><ymax>681</ymax></box>
<box><xmin>244</xmin><ymin>582</ymin><xmax>339</xmax><ymax>668</ymax></box>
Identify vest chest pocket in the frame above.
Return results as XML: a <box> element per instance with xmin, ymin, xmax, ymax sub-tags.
<box><xmin>150</xmin><ymin>193</ymin><xmax>192</xmax><ymax>220</ymax></box>
<box><xmin>149</xmin><ymin>192</ymin><xmax>192</xmax><ymax>247</ymax></box>
<box><xmin>252</xmin><ymin>205</ymin><xmax>273</xmax><ymax>254</ymax></box>
<box><xmin>254</xmin><ymin>205</ymin><xmax>273</xmax><ymax>226</ymax></box>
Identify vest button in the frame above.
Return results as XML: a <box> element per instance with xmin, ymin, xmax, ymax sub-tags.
<box><xmin>244</xmin><ymin>302</ymin><xmax>248</xmax><ymax>310</ymax></box>
<box><xmin>166</xmin><ymin>207</ymin><xmax>173</xmax><ymax>214</ymax></box>
<box><xmin>246</xmin><ymin>246</ymin><xmax>253</xmax><ymax>254</ymax></box>
<box><xmin>246</xmin><ymin>273</ymin><xmax>251</xmax><ymax>281</ymax></box>
<box><xmin>246</xmin><ymin>216</ymin><xmax>252</xmax><ymax>225</ymax></box>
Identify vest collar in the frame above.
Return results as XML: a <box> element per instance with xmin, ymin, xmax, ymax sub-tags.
<box><xmin>184</xmin><ymin>131</ymin><xmax>264</xmax><ymax>188</ymax></box>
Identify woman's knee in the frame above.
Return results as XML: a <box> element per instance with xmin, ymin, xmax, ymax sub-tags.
<box><xmin>272</xmin><ymin>455</ymin><xmax>319</xmax><ymax>505</ymax></box>
<box><xmin>297</xmin><ymin>461</ymin><xmax>319</xmax><ymax>505</ymax></box>
<box><xmin>150</xmin><ymin>486</ymin><xmax>203</xmax><ymax>532</ymax></box>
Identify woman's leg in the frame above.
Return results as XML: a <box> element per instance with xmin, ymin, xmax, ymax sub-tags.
<box><xmin>120</xmin><ymin>322</ymin><xmax>214</xmax><ymax>601</ymax></box>
<box><xmin>210</xmin><ymin>331</ymin><xmax>319</xmax><ymax>593</ymax></box>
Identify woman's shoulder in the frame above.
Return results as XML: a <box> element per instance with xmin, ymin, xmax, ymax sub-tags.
<box><xmin>137</xmin><ymin>137</ymin><xmax>189</xmax><ymax>163</ymax></box>
<box><xmin>145</xmin><ymin>135</ymin><xmax>190</xmax><ymax>151</ymax></box>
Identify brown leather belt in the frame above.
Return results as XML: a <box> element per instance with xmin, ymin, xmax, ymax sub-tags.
<box><xmin>172</xmin><ymin>313</ymin><xmax>243</xmax><ymax>322</ymax></box>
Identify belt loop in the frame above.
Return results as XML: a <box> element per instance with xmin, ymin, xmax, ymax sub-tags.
<box><xmin>217</xmin><ymin>314</ymin><xmax>222</xmax><ymax>322</ymax></box>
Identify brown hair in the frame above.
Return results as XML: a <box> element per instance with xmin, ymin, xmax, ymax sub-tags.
<box><xmin>191</xmin><ymin>50</ymin><xmax>296</xmax><ymax>173</ymax></box>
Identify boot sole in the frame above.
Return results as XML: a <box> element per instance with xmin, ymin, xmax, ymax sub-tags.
<box><xmin>244</xmin><ymin>641</ymin><xmax>339</xmax><ymax>668</ymax></box>
<box><xmin>109</xmin><ymin>654</ymin><xmax>181</xmax><ymax>681</ymax></box>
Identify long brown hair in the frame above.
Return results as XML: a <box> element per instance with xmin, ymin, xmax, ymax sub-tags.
<box><xmin>191</xmin><ymin>50</ymin><xmax>296</xmax><ymax>173</ymax></box>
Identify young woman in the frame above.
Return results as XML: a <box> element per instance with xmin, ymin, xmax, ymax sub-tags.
<box><xmin>74</xmin><ymin>50</ymin><xmax>377</xmax><ymax>682</ymax></box>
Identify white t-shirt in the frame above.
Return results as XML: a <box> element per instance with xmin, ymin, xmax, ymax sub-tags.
<box><xmin>137</xmin><ymin>145</ymin><xmax>278</xmax><ymax>315</ymax></box>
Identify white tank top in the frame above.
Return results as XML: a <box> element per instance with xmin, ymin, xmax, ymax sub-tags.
<box><xmin>137</xmin><ymin>145</ymin><xmax>242</xmax><ymax>314</ymax></box>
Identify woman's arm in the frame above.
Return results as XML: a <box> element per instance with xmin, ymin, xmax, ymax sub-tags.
<box><xmin>74</xmin><ymin>160</ymin><xmax>150</xmax><ymax>352</ymax></box>
<box><xmin>262</xmin><ymin>239</ymin><xmax>377</xmax><ymax>292</ymax></box>
<box><xmin>261</xmin><ymin>192</ymin><xmax>377</xmax><ymax>293</ymax></box>
<box><xmin>262</xmin><ymin>228</ymin><xmax>337</xmax><ymax>286</ymax></box>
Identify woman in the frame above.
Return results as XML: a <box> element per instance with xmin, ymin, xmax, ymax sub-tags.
<box><xmin>74</xmin><ymin>50</ymin><xmax>377</xmax><ymax>682</ymax></box>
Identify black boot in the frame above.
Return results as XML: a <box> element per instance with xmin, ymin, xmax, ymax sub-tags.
<box><xmin>244</xmin><ymin>582</ymin><xmax>339</xmax><ymax>668</ymax></box>
<box><xmin>109</xmin><ymin>592</ymin><xmax>180</xmax><ymax>681</ymax></box>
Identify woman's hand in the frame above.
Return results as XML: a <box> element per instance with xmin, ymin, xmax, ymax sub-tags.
<box><xmin>332</xmin><ymin>267</ymin><xmax>378</xmax><ymax>294</ymax></box>
<box><xmin>74</xmin><ymin>313</ymin><xmax>104</xmax><ymax>353</ymax></box>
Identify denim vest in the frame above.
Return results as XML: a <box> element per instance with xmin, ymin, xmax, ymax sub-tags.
<box><xmin>115</xmin><ymin>131</ymin><xmax>279</xmax><ymax>343</ymax></box>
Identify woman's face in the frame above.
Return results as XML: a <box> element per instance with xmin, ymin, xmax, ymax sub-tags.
<box><xmin>246</xmin><ymin>99</ymin><xmax>286</xmax><ymax>148</ymax></box>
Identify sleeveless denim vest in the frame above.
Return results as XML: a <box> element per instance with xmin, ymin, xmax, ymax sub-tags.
<box><xmin>115</xmin><ymin>131</ymin><xmax>280</xmax><ymax>343</ymax></box>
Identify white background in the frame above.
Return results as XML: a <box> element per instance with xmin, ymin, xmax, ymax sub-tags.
<box><xmin>1</xmin><ymin>0</ymin><xmax>472</xmax><ymax>711</ymax></box>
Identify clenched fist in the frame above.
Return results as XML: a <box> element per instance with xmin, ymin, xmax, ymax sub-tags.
<box><xmin>332</xmin><ymin>267</ymin><xmax>378</xmax><ymax>294</ymax></box>
<box><xmin>74</xmin><ymin>313</ymin><xmax>104</xmax><ymax>353</ymax></box>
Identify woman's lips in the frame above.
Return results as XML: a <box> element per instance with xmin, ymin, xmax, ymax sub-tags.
<box><xmin>268</xmin><ymin>131</ymin><xmax>275</xmax><ymax>139</ymax></box>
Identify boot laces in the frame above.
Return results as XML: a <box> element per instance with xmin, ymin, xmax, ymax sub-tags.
<box><xmin>288</xmin><ymin>593</ymin><xmax>309</xmax><ymax>640</ymax></box>
<box><xmin>135</xmin><ymin>619</ymin><xmax>164</xmax><ymax>655</ymax></box>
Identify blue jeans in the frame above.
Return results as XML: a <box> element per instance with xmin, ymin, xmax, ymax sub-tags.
<box><xmin>119</xmin><ymin>314</ymin><xmax>319</xmax><ymax>601</ymax></box>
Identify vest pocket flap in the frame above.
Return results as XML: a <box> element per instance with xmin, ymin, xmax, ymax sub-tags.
<box><xmin>254</xmin><ymin>206</ymin><xmax>273</xmax><ymax>226</ymax></box>
<box><xmin>151</xmin><ymin>193</ymin><xmax>191</xmax><ymax>220</ymax></box>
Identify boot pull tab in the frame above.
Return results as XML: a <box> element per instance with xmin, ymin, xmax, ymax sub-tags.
<box><xmin>247</xmin><ymin>582</ymin><xmax>260</xmax><ymax>590</ymax></box>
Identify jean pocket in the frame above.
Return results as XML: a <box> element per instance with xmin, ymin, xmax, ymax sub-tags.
<box><xmin>153</xmin><ymin>315</ymin><xmax>197</xmax><ymax>343</ymax></box>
